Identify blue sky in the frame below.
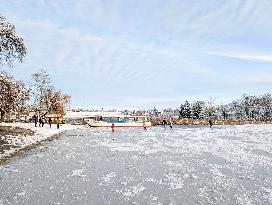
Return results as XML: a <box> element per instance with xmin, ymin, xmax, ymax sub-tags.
<box><xmin>1</xmin><ymin>0</ymin><xmax>272</xmax><ymax>109</ymax></box>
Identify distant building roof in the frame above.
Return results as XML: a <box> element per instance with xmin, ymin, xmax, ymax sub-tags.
<box><xmin>64</xmin><ymin>111</ymin><xmax>119</xmax><ymax>119</ymax></box>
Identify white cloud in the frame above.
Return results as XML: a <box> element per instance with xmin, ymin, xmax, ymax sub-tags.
<box><xmin>1</xmin><ymin>0</ymin><xmax>272</xmax><ymax>108</ymax></box>
<box><xmin>216</xmin><ymin>52</ymin><xmax>272</xmax><ymax>62</ymax></box>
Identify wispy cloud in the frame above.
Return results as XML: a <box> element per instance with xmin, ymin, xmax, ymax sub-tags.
<box><xmin>213</xmin><ymin>52</ymin><xmax>272</xmax><ymax>62</ymax></box>
<box><xmin>1</xmin><ymin>0</ymin><xmax>272</xmax><ymax>108</ymax></box>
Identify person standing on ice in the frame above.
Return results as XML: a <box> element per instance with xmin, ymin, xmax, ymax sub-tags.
<box><xmin>162</xmin><ymin>120</ymin><xmax>167</xmax><ymax>129</ymax></box>
<box><xmin>34</xmin><ymin>115</ymin><xmax>38</xmax><ymax>127</ymax></box>
<box><xmin>41</xmin><ymin>116</ymin><xmax>45</xmax><ymax>127</ymax></box>
<box><xmin>209</xmin><ymin>118</ymin><xmax>213</xmax><ymax>128</ymax></box>
<box><xmin>56</xmin><ymin>117</ymin><xmax>60</xmax><ymax>129</ymax></box>
<box><xmin>111</xmin><ymin>123</ymin><xmax>115</xmax><ymax>132</ymax></box>
<box><xmin>48</xmin><ymin>117</ymin><xmax>52</xmax><ymax>128</ymax></box>
<box><xmin>38</xmin><ymin>116</ymin><xmax>42</xmax><ymax>127</ymax></box>
<box><xmin>170</xmin><ymin>121</ymin><xmax>173</xmax><ymax>129</ymax></box>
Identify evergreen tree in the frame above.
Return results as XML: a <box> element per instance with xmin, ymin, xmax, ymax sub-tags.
<box><xmin>192</xmin><ymin>101</ymin><xmax>205</xmax><ymax>119</ymax></box>
<box><xmin>179</xmin><ymin>104</ymin><xmax>185</xmax><ymax>118</ymax></box>
<box><xmin>183</xmin><ymin>100</ymin><xmax>191</xmax><ymax>118</ymax></box>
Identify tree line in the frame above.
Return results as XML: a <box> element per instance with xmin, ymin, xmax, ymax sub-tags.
<box><xmin>1</xmin><ymin>15</ymin><xmax>70</xmax><ymax>121</ymax></box>
<box><xmin>179</xmin><ymin>94</ymin><xmax>272</xmax><ymax>121</ymax></box>
<box><xmin>0</xmin><ymin>70</ymin><xmax>71</xmax><ymax>121</ymax></box>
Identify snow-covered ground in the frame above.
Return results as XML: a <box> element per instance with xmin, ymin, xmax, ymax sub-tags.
<box><xmin>0</xmin><ymin>122</ymin><xmax>83</xmax><ymax>159</ymax></box>
<box><xmin>1</xmin><ymin>124</ymin><xmax>272</xmax><ymax>204</ymax></box>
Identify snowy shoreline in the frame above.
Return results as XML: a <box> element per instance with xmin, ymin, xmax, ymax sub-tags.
<box><xmin>0</xmin><ymin>122</ymin><xmax>83</xmax><ymax>161</ymax></box>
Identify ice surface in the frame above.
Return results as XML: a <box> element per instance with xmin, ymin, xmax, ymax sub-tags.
<box><xmin>1</xmin><ymin>124</ymin><xmax>272</xmax><ymax>204</ymax></box>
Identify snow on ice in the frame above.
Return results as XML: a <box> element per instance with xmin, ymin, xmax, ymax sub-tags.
<box><xmin>1</xmin><ymin>124</ymin><xmax>272</xmax><ymax>204</ymax></box>
<box><xmin>0</xmin><ymin>122</ymin><xmax>83</xmax><ymax>159</ymax></box>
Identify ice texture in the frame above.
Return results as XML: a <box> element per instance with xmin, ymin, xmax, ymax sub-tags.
<box><xmin>1</xmin><ymin>124</ymin><xmax>272</xmax><ymax>204</ymax></box>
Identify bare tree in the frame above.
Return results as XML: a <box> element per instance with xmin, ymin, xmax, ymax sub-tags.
<box><xmin>30</xmin><ymin>69</ymin><xmax>52</xmax><ymax>113</ymax></box>
<box><xmin>205</xmin><ymin>98</ymin><xmax>216</xmax><ymax>118</ymax></box>
<box><xmin>42</xmin><ymin>88</ymin><xmax>71</xmax><ymax>117</ymax></box>
<box><xmin>0</xmin><ymin>15</ymin><xmax>27</xmax><ymax>66</ymax></box>
<box><xmin>30</xmin><ymin>70</ymin><xmax>71</xmax><ymax>117</ymax></box>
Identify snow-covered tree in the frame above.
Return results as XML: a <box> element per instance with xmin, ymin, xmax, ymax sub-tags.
<box><xmin>229</xmin><ymin>100</ymin><xmax>241</xmax><ymax>119</ymax></box>
<box><xmin>221</xmin><ymin>106</ymin><xmax>228</xmax><ymax>120</ymax></box>
<box><xmin>183</xmin><ymin>100</ymin><xmax>191</xmax><ymax>118</ymax></box>
<box><xmin>153</xmin><ymin>107</ymin><xmax>158</xmax><ymax>117</ymax></box>
<box><xmin>259</xmin><ymin>93</ymin><xmax>272</xmax><ymax>120</ymax></box>
<box><xmin>241</xmin><ymin>94</ymin><xmax>255</xmax><ymax>119</ymax></box>
<box><xmin>30</xmin><ymin>69</ymin><xmax>52</xmax><ymax>113</ymax></box>
<box><xmin>191</xmin><ymin>101</ymin><xmax>205</xmax><ymax>119</ymax></box>
<box><xmin>179</xmin><ymin>104</ymin><xmax>185</xmax><ymax>118</ymax></box>
<box><xmin>205</xmin><ymin>98</ymin><xmax>216</xmax><ymax>118</ymax></box>
<box><xmin>0</xmin><ymin>72</ymin><xmax>29</xmax><ymax>121</ymax></box>
<box><xmin>41</xmin><ymin>87</ymin><xmax>71</xmax><ymax>117</ymax></box>
<box><xmin>0</xmin><ymin>15</ymin><xmax>27</xmax><ymax>66</ymax></box>
<box><xmin>29</xmin><ymin>70</ymin><xmax>71</xmax><ymax>116</ymax></box>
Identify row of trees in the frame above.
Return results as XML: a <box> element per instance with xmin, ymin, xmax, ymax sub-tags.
<box><xmin>180</xmin><ymin>100</ymin><xmax>206</xmax><ymax>119</ymax></box>
<box><xmin>0</xmin><ymin>15</ymin><xmax>70</xmax><ymax>121</ymax></box>
<box><xmin>179</xmin><ymin>94</ymin><xmax>272</xmax><ymax>121</ymax></box>
<box><xmin>31</xmin><ymin>70</ymin><xmax>71</xmax><ymax>117</ymax></box>
<box><xmin>230</xmin><ymin>94</ymin><xmax>272</xmax><ymax>121</ymax></box>
<box><xmin>0</xmin><ymin>70</ymin><xmax>71</xmax><ymax>121</ymax></box>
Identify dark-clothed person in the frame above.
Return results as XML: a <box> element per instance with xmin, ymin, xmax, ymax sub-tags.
<box><xmin>209</xmin><ymin>119</ymin><xmax>213</xmax><ymax>128</ymax></box>
<box><xmin>39</xmin><ymin>117</ymin><xmax>42</xmax><ymax>127</ymax></box>
<box><xmin>48</xmin><ymin>117</ymin><xmax>52</xmax><ymax>128</ymax></box>
<box><xmin>34</xmin><ymin>115</ymin><xmax>38</xmax><ymax>127</ymax></box>
<box><xmin>56</xmin><ymin>117</ymin><xmax>60</xmax><ymax>129</ymax></box>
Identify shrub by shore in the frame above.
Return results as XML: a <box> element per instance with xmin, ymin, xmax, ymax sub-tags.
<box><xmin>151</xmin><ymin>118</ymin><xmax>272</xmax><ymax>126</ymax></box>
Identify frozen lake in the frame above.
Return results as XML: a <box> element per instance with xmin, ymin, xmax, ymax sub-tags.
<box><xmin>1</xmin><ymin>125</ymin><xmax>272</xmax><ymax>204</ymax></box>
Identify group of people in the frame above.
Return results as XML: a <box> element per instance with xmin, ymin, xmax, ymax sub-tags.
<box><xmin>33</xmin><ymin>115</ymin><xmax>45</xmax><ymax>127</ymax></box>
<box><xmin>111</xmin><ymin>118</ymin><xmax>213</xmax><ymax>132</ymax></box>
<box><xmin>33</xmin><ymin>114</ymin><xmax>60</xmax><ymax>129</ymax></box>
<box><xmin>162</xmin><ymin>120</ymin><xmax>173</xmax><ymax>129</ymax></box>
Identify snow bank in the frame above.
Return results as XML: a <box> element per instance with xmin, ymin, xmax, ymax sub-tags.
<box><xmin>0</xmin><ymin>122</ymin><xmax>83</xmax><ymax>160</ymax></box>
